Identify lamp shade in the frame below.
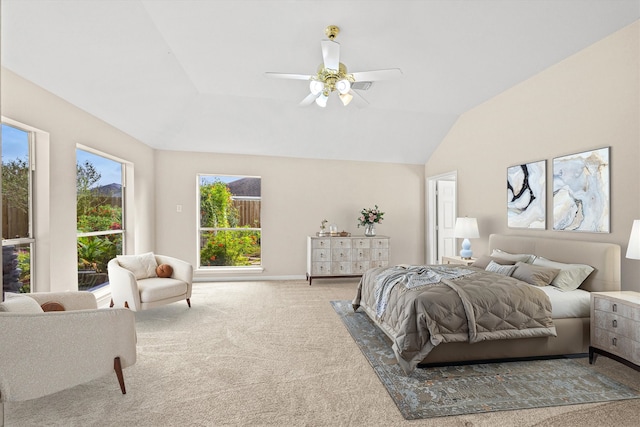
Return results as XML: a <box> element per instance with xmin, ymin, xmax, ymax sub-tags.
<box><xmin>339</xmin><ymin>92</ymin><xmax>353</xmax><ymax>106</ymax></box>
<box><xmin>626</xmin><ymin>220</ymin><xmax>640</xmax><ymax>260</ymax></box>
<box><xmin>336</xmin><ymin>79</ymin><xmax>351</xmax><ymax>94</ymax></box>
<box><xmin>315</xmin><ymin>93</ymin><xmax>328</xmax><ymax>108</ymax></box>
<box><xmin>309</xmin><ymin>80</ymin><xmax>324</xmax><ymax>96</ymax></box>
<box><xmin>454</xmin><ymin>217</ymin><xmax>479</xmax><ymax>239</ymax></box>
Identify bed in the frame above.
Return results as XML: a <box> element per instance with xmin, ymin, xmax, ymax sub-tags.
<box><xmin>352</xmin><ymin>234</ymin><xmax>621</xmax><ymax>373</ymax></box>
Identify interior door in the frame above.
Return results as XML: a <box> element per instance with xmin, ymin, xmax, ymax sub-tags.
<box><xmin>436</xmin><ymin>180</ymin><xmax>457</xmax><ymax>262</ymax></box>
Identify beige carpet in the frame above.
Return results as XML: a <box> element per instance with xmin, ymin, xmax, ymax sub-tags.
<box><xmin>6</xmin><ymin>280</ymin><xmax>640</xmax><ymax>426</ymax></box>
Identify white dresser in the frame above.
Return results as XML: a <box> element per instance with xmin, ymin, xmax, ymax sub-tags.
<box><xmin>589</xmin><ymin>291</ymin><xmax>640</xmax><ymax>371</ymax></box>
<box><xmin>306</xmin><ymin>236</ymin><xmax>390</xmax><ymax>285</ymax></box>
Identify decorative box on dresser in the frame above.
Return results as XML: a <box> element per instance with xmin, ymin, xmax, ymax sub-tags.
<box><xmin>306</xmin><ymin>236</ymin><xmax>390</xmax><ymax>285</ymax></box>
<box><xmin>589</xmin><ymin>291</ymin><xmax>640</xmax><ymax>372</ymax></box>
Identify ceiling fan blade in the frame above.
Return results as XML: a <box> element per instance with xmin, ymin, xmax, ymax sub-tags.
<box><xmin>351</xmin><ymin>81</ymin><xmax>373</xmax><ymax>91</ymax></box>
<box><xmin>321</xmin><ymin>40</ymin><xmax>340</xmax><ymax>71</ymax></box>
<box><xmin>349</xmin><ymin>90</ymin><xmax>369</xmax><ymax>108</ymax></box>
<box><xmin>299</xmin><ymin>92</ymin><xmax>320</xmax><ymax>107</ymax></box>
<box><xmin>351</xmin><ymin>68</ymin><xmax>402</xmax><ymax>82</ymax></box>
<box><xmin>265</xmin><ymin>72</ymin><xmax>312</xmax><ymax>80</ymax></box>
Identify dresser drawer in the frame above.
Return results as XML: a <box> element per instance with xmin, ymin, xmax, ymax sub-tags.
<box><xmin>594</xmin><ymin>297</ymin><xmax>639</xmax><ymax>321</ymax></box>
<box><xmin>352</xmin><ymin>261</ymin><xmax>370</xmax><ymax>274</ymax></box>
<box><xmin>311</xmin><ymin>238</ymin><xmax>331</xmax><ymax>249</ymax></box>
<box><xmin>352</xmin><ymin>238</ymin><xmax>371</xmax><ymax>249</ymax></box>
<box><xmin>332</xmin><ymin>238</ymin><xmax>352</xmax><ymax>249</ymax></box>
<box><xmin>331</xmin><ymin>248</ymin><xmax>352</xmax><ymax>261</ymax></box>
<box><xmin>310</xmin><ymin>262</ymin><xmax>331</xmax><ymax>275</ymax></box>
<box><xmin>311</xmin><ymin>249</ymin><xmax>330</xmax><ymax>262</ymax></box>
<box><xmin>331</xmin><ymin>262</ymin><xmax>352</xmax><ymax>275</ymax></box>
<box><xmin>370</xmin><ymin>260</ymin><xmax>389</xmax><ymax>269</ymax></box>
<box><xmin>593</xmin><ymin>328</ymin><xmax>634</xmax><ymax>360</ymax></box>
<box><xmin>594</xmin><ymin>311</ymin><xmax>640</xmax><ymax>341</ymax></box>
<box><xmin>352</xmin><ymin>248</ymin><xmax>370</xmax><ymax>261</ymax></box>
<box><xmin>370</xmin><ymin>238</ymin><xmax>389</xmax><ymax>249</ymax></box>
<box><xmin>371</xmin><ymin>248</ymin><xmax>389</xmax><ymax>261</ymax></box>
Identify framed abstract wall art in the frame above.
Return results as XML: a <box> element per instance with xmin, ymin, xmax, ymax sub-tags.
<box><xmin>553</xmin><ymin>147</ymin><xmax>610</xmax><ymax>233</ymax></box>
<box><xmin>507</xmin><ymin>160</ymin><xmax>546</xmax><ymax>229</ymax></box>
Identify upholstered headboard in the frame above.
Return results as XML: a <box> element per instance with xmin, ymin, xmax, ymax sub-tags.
<box><xmin>488</xmin><ymin>234</ymin><xmax>621</xmax><ymax>292</ymax></box>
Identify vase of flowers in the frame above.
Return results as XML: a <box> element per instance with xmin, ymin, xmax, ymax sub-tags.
<box><xmin>358</xmin><ymin>205</ymin><xmax>384</xmax><ymax>237</ymax></box>
<box><xmin>364</xmin><ymin>223</ymin><xmax>376</xmax><ymax>237</ymax></box>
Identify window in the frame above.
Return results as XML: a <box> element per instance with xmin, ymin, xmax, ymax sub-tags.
<box><xmin>76</xmin><ymin>148</ymin><xmax>125</xmax><ymax>291</ymax></box>
<box><xmin>2</xmin><ymin>123</ymin><xmax>34</xmax><ymax>293</ymax></box>
<box><xmin>198</xmin><ymin>175</ymin><xmax>261</xmax><ymax>268</ymax></box>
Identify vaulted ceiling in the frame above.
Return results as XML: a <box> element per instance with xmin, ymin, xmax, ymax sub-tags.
<box><xmin>2</xmin><ymin>1</ymin><xmax>638</xmax><ymax>164</ymax></box>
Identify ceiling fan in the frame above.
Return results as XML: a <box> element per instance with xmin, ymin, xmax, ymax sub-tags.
<box><xmin>265</xmin><ymin>25</ymin><xmax>402</xmax><ymax>108</ymax></box>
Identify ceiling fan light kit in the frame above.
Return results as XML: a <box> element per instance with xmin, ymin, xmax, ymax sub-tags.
<box><xmin>265</xmin><ymin>25</ymin><xmax>402</xmax><ymax>108</ymax></box>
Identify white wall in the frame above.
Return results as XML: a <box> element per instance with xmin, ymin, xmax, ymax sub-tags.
<box><xmin>425</xmin><ymin>21</ymin><xmax>640</xmax><ymax>290</ymax></box>
<box><xmin>1</xmin><ymin>68</ymin><xmax>156</xmax><ymax>291</ymax></box>
<box><xmin>154</xmin><ymin>150</ymin><xmax>425</xmax><ymax>279</ymax></box>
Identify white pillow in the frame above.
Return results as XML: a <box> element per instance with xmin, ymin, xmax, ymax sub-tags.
<box><xmin>532</xmin><ymin>257</ymin><xmax>594</xmax><ymax>291</ymax></box>
<box><xmin>485</xmin><ymin>260</ymin><xmax>517</xmax><ymax>276</ymax></box>
<box><xmin>0</xmin><ymin>295</ymin><xmax>44</xmax><ymax>313</ymax></box>
<box><xmin>491</xmin><ymin>249</ymin><xmax>536</xmax><ymax>264</ymax></box>
<box><xmin>116</xmin><ymin>252</ymin><xmax>158</xmax><ymax>280</ymax></box>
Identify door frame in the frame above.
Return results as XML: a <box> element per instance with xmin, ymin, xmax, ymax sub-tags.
<box><xmin>426</xmin><ymin>171</ymin><xmax>457</xmax><ymax>264</ymax></box>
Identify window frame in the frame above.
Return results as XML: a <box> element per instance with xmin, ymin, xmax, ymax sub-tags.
<box><xmin>1</xmin><ymin>122</ymin><xmax>36</xmax><ymax>293</ymax></box>
<box><xmin>76</xmin><ymin>146</ymin><xmax>127</xmax><ymax>291</ymax></box>
<box><xmin>197</xmin><ymin>174</ymin><xmax>262</xmax><ymax>271</ymax></box>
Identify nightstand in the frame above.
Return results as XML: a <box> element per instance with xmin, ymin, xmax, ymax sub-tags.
<box><xmin>589</xmin><ymin>291</ymin><xmax>640</xmax><ymax>372</ymax></box>
<box><xmin>441</xmin><ymin>255</ymin><xmax>476</xmax><ymax>266</ymax></box>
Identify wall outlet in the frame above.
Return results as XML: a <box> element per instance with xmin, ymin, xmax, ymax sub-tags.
<box><xmin>176</xmin><ymin>204</ymin><xmax>182</xmax><ymax>213</ymax></box>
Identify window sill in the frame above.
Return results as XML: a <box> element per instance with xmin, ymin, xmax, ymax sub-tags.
<box><xmin>195</xmin><ymin>266</ymin><xmax>265</xmax><ymax>277</ymax></box>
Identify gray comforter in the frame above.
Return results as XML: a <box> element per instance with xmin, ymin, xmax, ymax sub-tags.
<box><xmin>352</xmin><ymin>265</ymin><xmax>556</xmax><ymax>374</ymax></box>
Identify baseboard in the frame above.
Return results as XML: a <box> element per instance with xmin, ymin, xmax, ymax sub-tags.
<box><xmin>193</xmin><ymin>274</ymin><xmax>307</xmax><ymax>282</ymax></box>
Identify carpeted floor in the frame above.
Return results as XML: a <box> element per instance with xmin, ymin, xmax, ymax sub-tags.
<box><xmin>331</xmin><ymin>300</ymin><xmax>640</xmax><ymax>420</ymax></box>
<box><xmin>5</xmin><ymin>280</ymin><xmax>640</xmax><ymax>426</ymax></box>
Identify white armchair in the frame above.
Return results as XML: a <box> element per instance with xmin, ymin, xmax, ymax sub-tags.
<box><xmin>107</xmin><ymin>253</ymin><xmax>193</xmax><ymax>311</ymax></box>
<box><xmin>0</xmin><ymin>292</ymin><xmax>136</xmax><ymax>425</ymax></box>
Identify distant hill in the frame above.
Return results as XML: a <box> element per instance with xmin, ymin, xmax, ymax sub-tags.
<box><xmin>227</xmin><ymin>178</ymin><xmax>261</xmax><ymax>197</ymax></box>
<box><xmin>92</xmin><ymin>183</ymin><xmax>122</xmax><ymax>196</ymax></box>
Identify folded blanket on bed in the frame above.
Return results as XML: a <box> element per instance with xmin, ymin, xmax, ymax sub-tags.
<box><xmin>373</xmin><ymin>265</ymin><xmax>474</xmax><ymax>318</ymax></box>
<box><xmin>353</xmin><ymin>265</ymin><xmax>557</xmax><ymax>374</ymax></box>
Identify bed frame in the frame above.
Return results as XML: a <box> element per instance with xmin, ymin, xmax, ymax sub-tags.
<box><xmin>418</xmin><ymin>234</ymin><xmax>620</xmax><ymax>366</ymax></box>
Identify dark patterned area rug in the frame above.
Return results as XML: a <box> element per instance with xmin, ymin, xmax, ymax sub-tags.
<box><xmin>331</xmin><ymin>300</ymin><xmax>640</xmax><ymax>420</ymax></box>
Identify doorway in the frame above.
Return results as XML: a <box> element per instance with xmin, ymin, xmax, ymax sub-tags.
<box><xmin>426</xmin><ymin>171</ymin><xmax>457</xmax><ymax>264</ymax></box>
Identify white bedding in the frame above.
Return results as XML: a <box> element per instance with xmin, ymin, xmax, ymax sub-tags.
<box><xmin>537</xmin><ymin>286</ymin><xmax>591</xmax><ymax>318</ymax></box>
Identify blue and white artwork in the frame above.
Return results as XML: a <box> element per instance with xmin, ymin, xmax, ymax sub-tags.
<box><xmin>507</xmin><ymin>160</ymin><xmax>546</xmax><ymax>229</ymax></box>
<box><xmin>553</xmin><ymin>147</ymin><xmax>610</xmax><ymax>233</ymax></box>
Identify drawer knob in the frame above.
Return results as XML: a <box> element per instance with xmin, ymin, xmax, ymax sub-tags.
<box><xmin>320</xmin><ymin>253</ymin><xmax>324</xmax><ymax>258</ymax></box>
<box><xmin>612</xmin><ymin>319</ymin><xmax>617</xmax><ymax>328</ymax></box>
<box><xmin>612</xmin><ymin>337</ymin><xmax>617</xmax><ymax>347</ymax></box>
<box><xmin>320</xmin><ymin>242</ymin><xmax>324</xmax><ymax>246</ymax></box>
<box><xmin>612</xmin><ymin>303</ymin><xmax>617</xmax><ymax>312</ymax></box>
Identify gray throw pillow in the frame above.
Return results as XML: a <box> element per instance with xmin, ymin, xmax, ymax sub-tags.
<box><xmin>485</xmin><ymin>260</ymin><xmax>517</xmax><ymax>276</ymax></box>
<box><xmin>471</xmin><ymin>255</ymin><xmax>515</xmax><ymax>269</ymax></box>
<box><xmin>532</xmin><ymin>257</ymin><xmax>594</xmax><ymax>291</ymax></box>
<box><xmin>511</xmin><ymin>262</ymin><xmax>560</xmax><ymax>287</ymax></box>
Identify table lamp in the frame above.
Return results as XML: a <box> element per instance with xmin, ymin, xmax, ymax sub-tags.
<box><xmin>454</xmin><ymin>217</ymin><xmax>479</xmax><ymax>259</ymax></box>
<box><xmin>626</xmin><ymin>220</ymin><xmax>640</xmax><ymax>260</ymax></box>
